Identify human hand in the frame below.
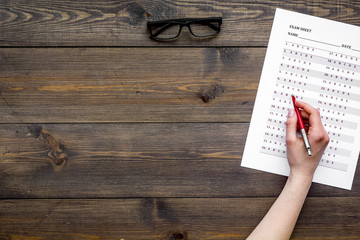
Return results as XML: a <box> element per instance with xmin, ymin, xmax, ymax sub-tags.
<box><xmin>247</xmin><ymin>101</ymin><xmax>328</xmax><ymax>240</ymax></box>
<box><xmin>285</xmin><ymin>101</ymin><xmax>329</xmax><ymax>181</ymax></box>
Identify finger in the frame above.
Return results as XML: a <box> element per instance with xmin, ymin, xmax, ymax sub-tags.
<box><xmin>302</xmin><ymin>117</ymin><xmax>309</xmax><ymax>125</ymax></box>
<box><xmin>295</xmin><ymin>101</ymin><xmax>322</xmax><ymax>127</ymax></box>
<box><xmin>295</xmin><ymin>100</ymin><xmax>317</xmax><ymax>114</ymax></box>
<box><xmin>300</xmin><ymin>110</ymin><xmax>310</xmax><ymax>133</ymax></box>
<box><xmin>285</xmin><ymin>109</ymin><xmax>299</xmax><ymax>145</ymax></box>
<box><xmin>300</xmin><ymin>110</ymin><xmax>310</xmax><ymax>119</ymax></box>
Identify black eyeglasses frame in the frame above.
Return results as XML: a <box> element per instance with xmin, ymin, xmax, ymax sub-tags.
<box><xmin>147</xmin><ymin>17</ymin><xmax>222</xmax><ymax>41</ymax></box>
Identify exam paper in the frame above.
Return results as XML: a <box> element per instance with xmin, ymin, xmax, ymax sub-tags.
<box><xmin>241</xmin><ymin>8</ymin><xmax>360</xmax><ymax>190</ymax></box>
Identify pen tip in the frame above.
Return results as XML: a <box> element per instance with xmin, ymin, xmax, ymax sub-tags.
<box><xmin>307</xmin><ymin>149</ymin><xmax>312</xmax><ymax>156</ymax></box>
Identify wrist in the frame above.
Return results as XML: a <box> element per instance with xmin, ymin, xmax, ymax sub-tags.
<box><xmin>288</xmin><ymin>172</ymin><xmax>313</xmax><ymax>191</ymax></box>
<box><xmin>289</xmin><ymin>167</ymin><xmax>315</xmax><ymax>182</ymax></box>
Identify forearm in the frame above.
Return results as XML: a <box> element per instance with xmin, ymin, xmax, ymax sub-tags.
<box><xmin>247</xmin><ymin>175</ymin><xmax>312</xmax><ymax>240</ymax></box>
<box><xmin>247</xmin><ymin>102</ymin><xmax>328</xmax><ymax>240</ymax></box>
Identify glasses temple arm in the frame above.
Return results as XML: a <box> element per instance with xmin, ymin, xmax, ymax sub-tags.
<box><xmin>206</xmin><ymin>22</ymin><xmax>221</xmax><ymax>31</ymax></box>
<box><xmin>150</xmin><ymin>23</ymin><xmax>174</xmax><ymax>38</ymax></box>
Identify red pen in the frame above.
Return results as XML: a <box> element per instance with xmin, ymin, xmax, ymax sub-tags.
<box><xmin>291</xmin><ymin>95</ymin><xmax>312</xmax><ymax>156</ymax></box>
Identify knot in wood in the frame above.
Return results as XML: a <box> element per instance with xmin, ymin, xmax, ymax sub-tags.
<box><xmin>171</xmin><ymin>231</ymin><xmax>185</xmax><ymax>240</ymax></box>
<box><xmin>54</xmin><ymin>153</ymin><xmax>67</xmax><ymax>166</ymax></box>
<box><xmin>199</xmin><ymin>83</ymin><xmax>226</xmax><ymax>103</ymax></box>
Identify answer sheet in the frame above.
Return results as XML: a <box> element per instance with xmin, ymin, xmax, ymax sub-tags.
<box><xmin>241</xmin><ymin>8</ymin><xmax>360</xmax><ymax>190</ymax></box>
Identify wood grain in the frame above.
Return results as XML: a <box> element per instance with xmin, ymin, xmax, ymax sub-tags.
<box><xmin>1</xmin><ymin>123</ymin><xmax>359</xmax><ymax>198</ymax></box>
<box><xmin>0</xmin><ymin>47</ymin><xmax>262</xmax><ymax>123</ymax></box>
<box><xmin>2</xmin><ymin>1</ymin><xmax>360</xmax><ymax>239</ymax></box>
<box><xmin>0</xmin><ymin>197</ymin><xmax>359</xmax><ymax>240</ymax></box>
<box><xmin>1</xmin><ymin>0</ymin><xmax>360</xmax><ymax>46</ymax></box>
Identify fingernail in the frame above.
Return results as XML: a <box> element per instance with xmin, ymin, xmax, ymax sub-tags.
<box><xmin>288</xmin><ymin>109</ymin><xmax>294</xmax><ymax>117</ymax></box>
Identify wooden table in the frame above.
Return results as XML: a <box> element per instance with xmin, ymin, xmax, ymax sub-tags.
<box><xmin>1</xmin><ymin>1</ymin><xmax>360</xmax><ymax>239</ymax></box>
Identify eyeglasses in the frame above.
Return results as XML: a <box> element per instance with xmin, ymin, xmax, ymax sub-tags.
<box><xmin>147</xmin><ymin>17</ymin><xmax>222</xmax><ymax>41</ymax></box>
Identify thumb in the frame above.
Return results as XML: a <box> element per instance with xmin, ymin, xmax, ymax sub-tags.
<box><xmin>286</xmin><ymin>109</ymin><xmax>298</xmax><ymax>145</ymax></box>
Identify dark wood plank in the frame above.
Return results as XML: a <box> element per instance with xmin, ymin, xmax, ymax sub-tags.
<box><xmin>0</xmin><ymin>197</ymin><xmax>359</xmax><ymax>239</ymax></box>
<box><xmin>1</xmin><ymin>1</ymin><xmax>360</xmax><ymax>46</ymax></box>
<box><xmin>0</xmin><ymin>47</ymin><xmax>262</xmax><ymax>123</ymax></box>
<box><xmin>1</xmin><ymin>123</ymin><xmax>359</xmax><ymax>198</ymax></box>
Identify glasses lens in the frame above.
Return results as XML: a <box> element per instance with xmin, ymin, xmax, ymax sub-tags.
<box><xmin>189</xmin><ymin>21</ymin><xmax>221</xmax><ymax>37</ymax></box>
<box><xmin>150</xmin><ymin>23</ymin><xmax>181</xmax><ymax>40</ymax></box>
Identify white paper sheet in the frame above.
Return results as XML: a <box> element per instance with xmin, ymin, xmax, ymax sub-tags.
<box><xmin>241</xmin><ymin>8</ymin><xmax>360</xmax><ymax>190</ymax></box>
